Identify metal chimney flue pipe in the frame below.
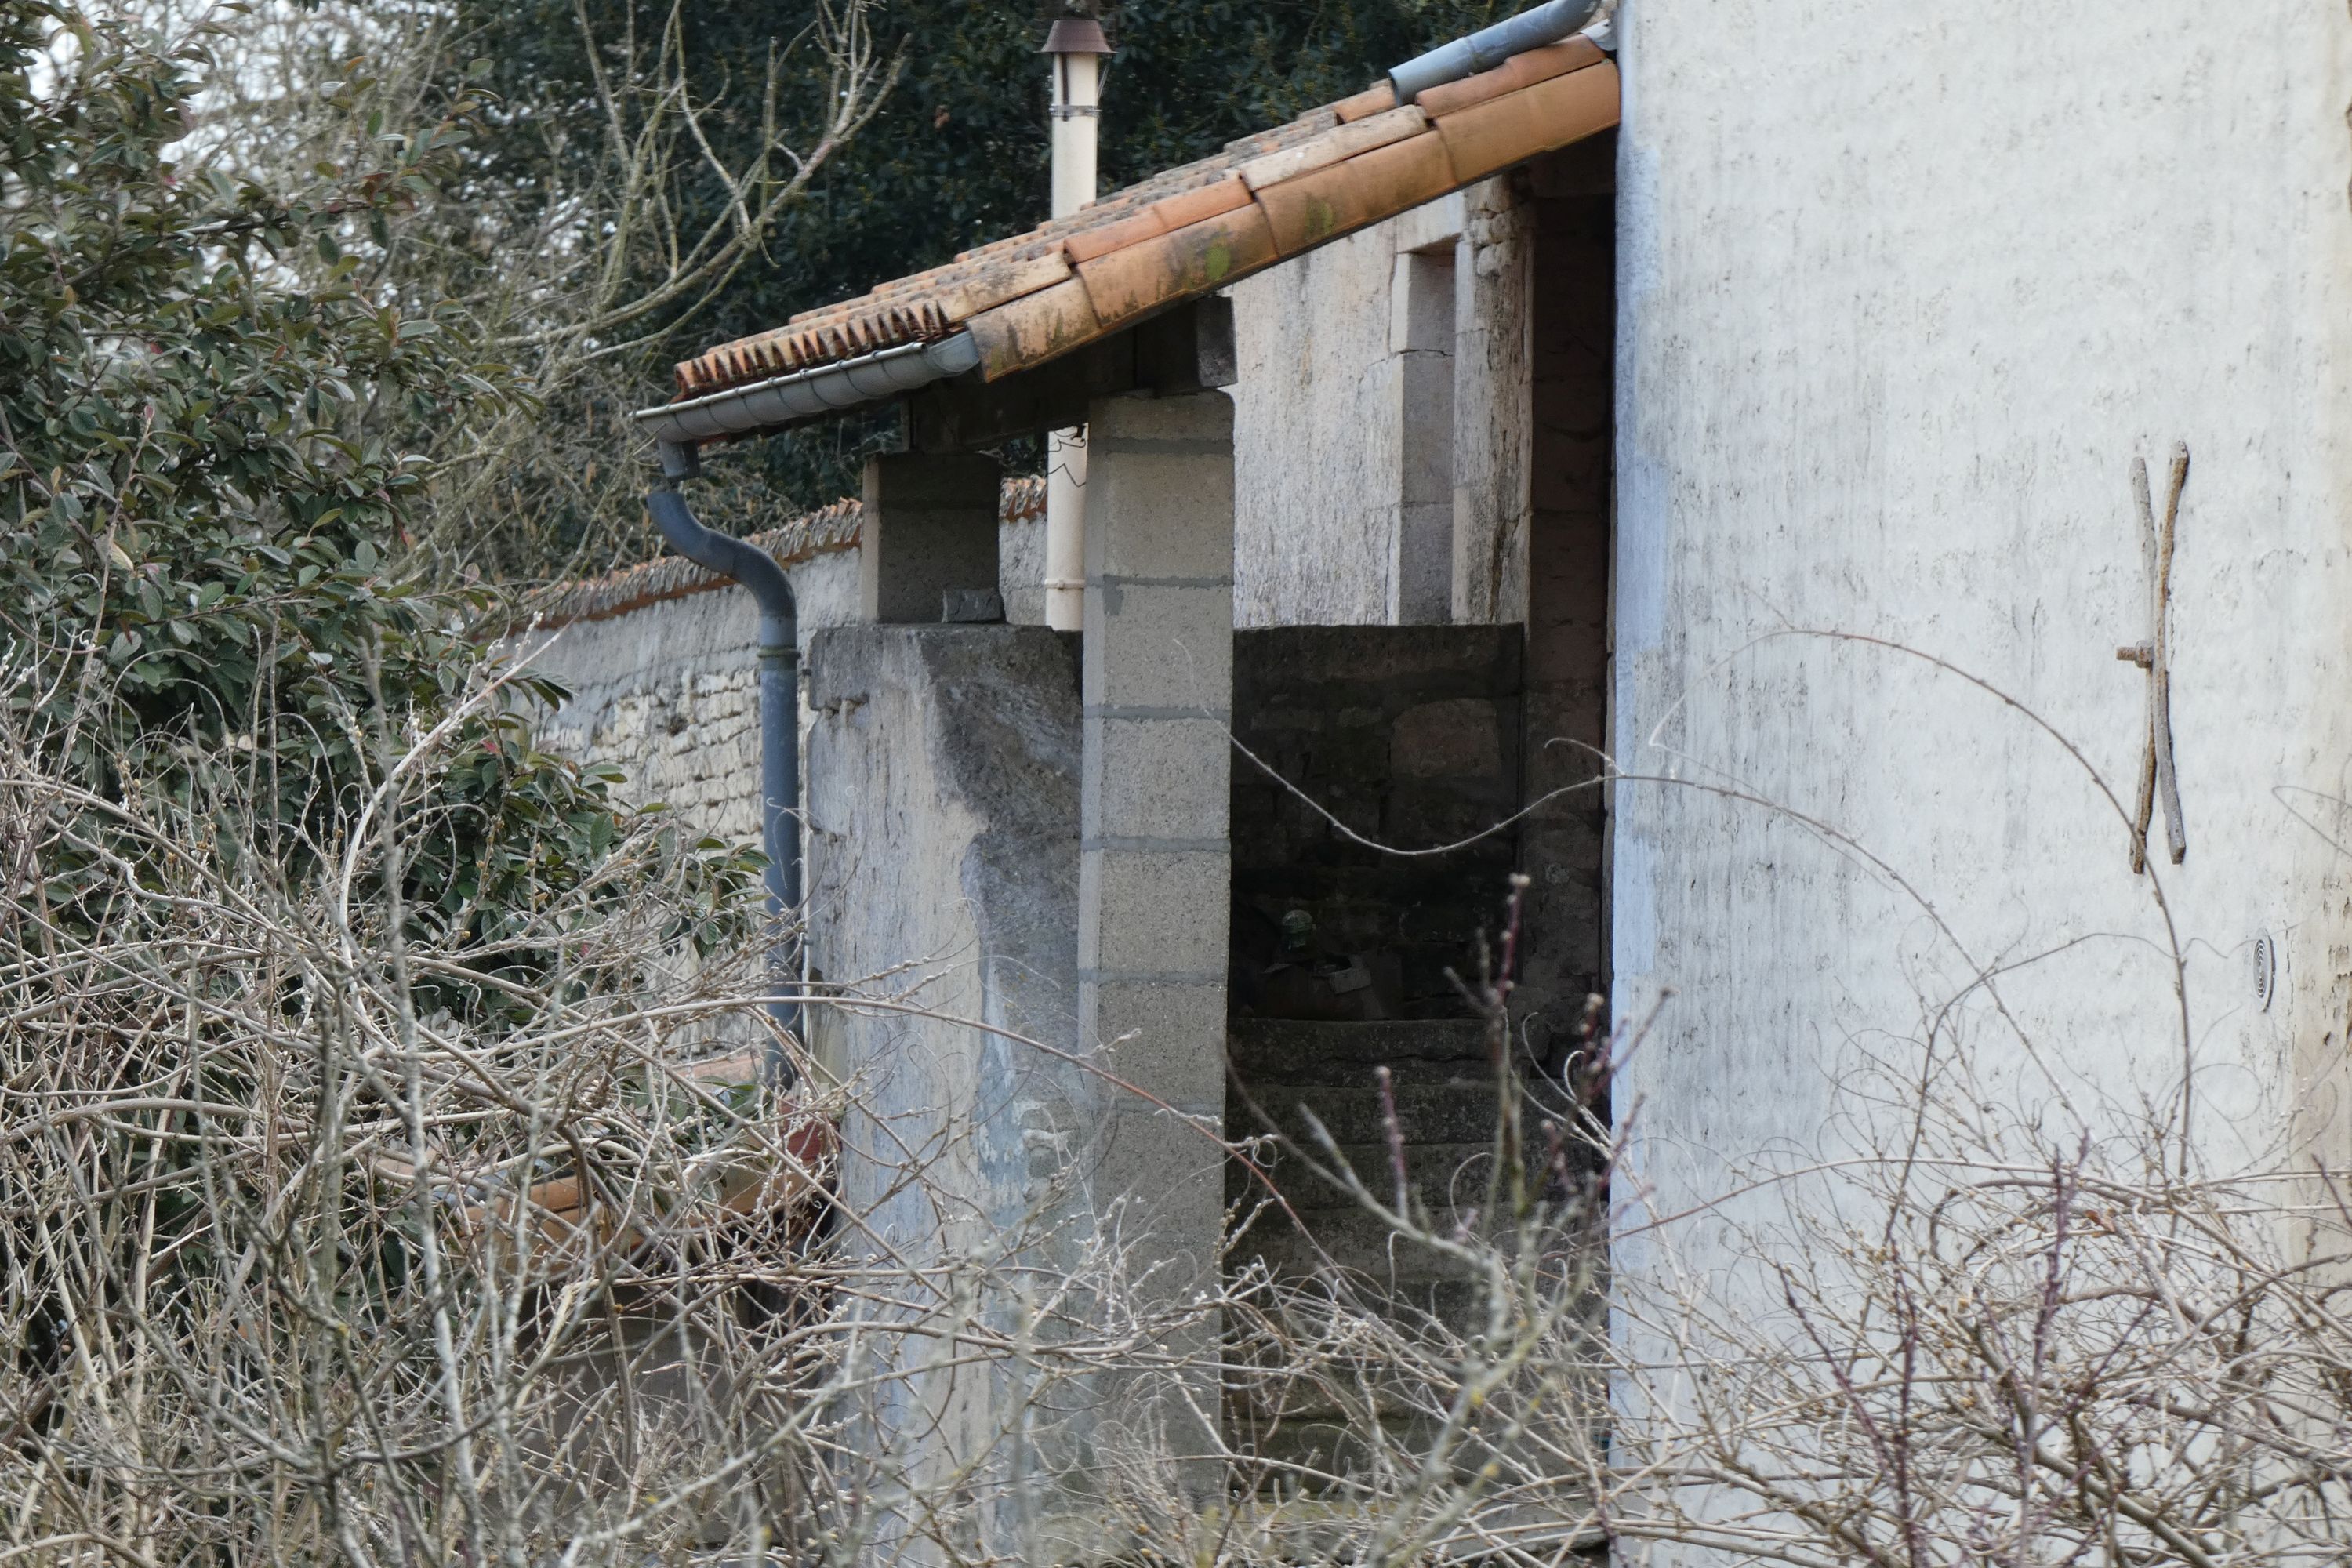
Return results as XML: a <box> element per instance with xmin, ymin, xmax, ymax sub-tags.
<box><xmin>1044</xmin><ymin>17</ymin><xmax>1110</xmax><ymax>216</ymax></box>
<box><xmin>1042</xmin><ymin>14</ymin><xmax>1111</xmax><ymax>633</ymax></box>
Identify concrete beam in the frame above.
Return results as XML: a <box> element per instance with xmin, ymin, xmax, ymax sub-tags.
<box><xmin>858</xmin><ymin>452</ymin><xmax>1003</xmax><ymax>623</ymax></box>
<box><xmin>908</xmin><ymin>299</ymin><xmax>1236</xmax><ymax>454</ymax></box>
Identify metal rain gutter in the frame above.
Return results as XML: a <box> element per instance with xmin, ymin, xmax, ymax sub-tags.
<box><xmin>1388</xmin><ymin>0</ymin><xmax>1604</xmax><ymax>104</ymax></box>
<box><xmin>630</xmin><ymin>332</ymin><xmax>982</xmax><ymax>446</ymax></box>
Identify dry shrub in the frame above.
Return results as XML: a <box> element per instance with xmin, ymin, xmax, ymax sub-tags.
<box><xmin>0</xmin><ymin>659</ymin><xmax>855</xmax><ymax>1564</ymax></box>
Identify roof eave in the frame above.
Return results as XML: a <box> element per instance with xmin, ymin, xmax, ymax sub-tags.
<box><xmin>632</xmin><ymin>15</ymin><xmax>1620</xmax><ymax>447</ymax></box>
<box><xmin>630</xmin><ymin>332</ymin><xmax>982</xmax><ymax>448</ymax></box>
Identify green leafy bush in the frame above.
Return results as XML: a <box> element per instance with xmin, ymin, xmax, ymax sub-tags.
<box><xmin>0</xmin><ymin>0</ymin><xmax>761</xmax><ymax>990</ymax></box>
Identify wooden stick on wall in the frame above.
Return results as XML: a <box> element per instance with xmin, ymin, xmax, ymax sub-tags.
<box><xmin>2118</xmin><ymin>442</ymin><xmax>2188</xmax><ymax>873</ymax></box>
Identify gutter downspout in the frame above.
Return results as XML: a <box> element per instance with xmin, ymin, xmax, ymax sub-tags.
<box><xmin>647</xmin><ymin>439</ymin><xmax>804</xmax><ymax>1084</ymax></box>
<box><xmin>1388</xmin><ymin>0</ymin><xmax>1603</xmax><ymax>103</ymax></box>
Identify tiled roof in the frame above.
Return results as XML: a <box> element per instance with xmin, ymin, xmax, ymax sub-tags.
<box><xmin>522</xmin><ymin>477</ymin><xmax>1047</xmax><ymax>630</ymax></box>
<box><xmin>670</xmin><ymin>39</ymin><xmax>1617</xmax><ymax>401</ymax></box>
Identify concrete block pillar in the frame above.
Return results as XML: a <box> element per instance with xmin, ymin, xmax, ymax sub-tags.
<box><xmin>1077</xmin><ymin>391</ymin><xmax>1232</xmax><ymax>1463</ymax></box>
<box><xmin>860</xmin><ymin>452</ymin><xmax>1002</xmax><ymax>623</ymax></box>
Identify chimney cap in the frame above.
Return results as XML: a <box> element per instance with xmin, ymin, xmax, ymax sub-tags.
<box><xmin>1041</xmin><ymin>17</ymin><xmax>1112</xmax><ymax>54</ymax></box>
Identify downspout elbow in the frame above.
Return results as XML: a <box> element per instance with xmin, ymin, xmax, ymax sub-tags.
<box><xmin>647</xmin><ymin>445</ymin><xmax>797</xmax><ymax>644</ymax></box>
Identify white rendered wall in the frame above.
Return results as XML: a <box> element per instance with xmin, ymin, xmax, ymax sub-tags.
<box><xmin>1610</xmin><ymin>0</ymin><xmax>2352</xmax><ymax>1302</ymax></box>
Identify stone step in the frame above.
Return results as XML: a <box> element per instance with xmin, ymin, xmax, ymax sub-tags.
<box><xmin>1234</xmin><ymin>1080</ymin><xmax>1510</xmax><ymax>1150</ymax></box>
<box><xmin>1239</xmin><ymin>1210</ymin><xmax>1486</xmax><ymax>1288</ymax></box>
<box><xmin>1228</xmin><ymin>1018</ymin><xmax>1492</xmax><ymax>1086</ymax></box>
<box><xmin>1221</xmin><ymin>1406</ymin><xmax>1443</xmax><ymax>1489</ymax></box>
<box><xmin>1234</xmin><ymin>1140</ymin><xmax>1501</xmax><ymax>1217</ymax></box>
<box><xmin>1227</xmin><ymin>1019</ymin><xmax>1566</xmax><ymax>1346</ymax></box>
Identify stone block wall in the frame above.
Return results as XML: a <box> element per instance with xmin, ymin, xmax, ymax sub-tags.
<box><xmin>514</xmin><ymin>550</ymin><xmax>859</xmax><ymax>848</ymax></box>
<box><xmin>1451</xmin><ymin>175</ymin><xmax>1536</xmax><ymax>626</ymax></box>
<box><xmin>1519</xmin><ymin>144</ymin><xmax>1616</xmax><ymax>1033</ymax></box>
<box><xmin>1229</xmin><ymin>626</ymin><xmax>1525</xmax><ymax>1021</ymax></box>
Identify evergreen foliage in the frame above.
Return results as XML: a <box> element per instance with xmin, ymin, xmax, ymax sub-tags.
<box><xmin>459</xmin><ymin>0</ymin><xmax>1508</xmax><ymax>527</ymax></box>
<box><xmin>0</xmin><ymin>0</ymin><xmax>760</xmax><ymax>999</ymax></box>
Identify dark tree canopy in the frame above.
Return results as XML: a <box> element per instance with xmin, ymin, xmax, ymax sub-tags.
<box><xmin>458</xmin><ymin>0</ymin><xmax>1508</xmax><ymax>518</ymax></box>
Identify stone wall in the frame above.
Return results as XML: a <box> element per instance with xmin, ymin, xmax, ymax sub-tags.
<box><xmin>1519</xmin><ymin>144</ymin><xmax>1616</xmax><ymax>1028</ymax></box>
<box><xmin>1231</xmin><ymin>180</ymin><xmax>1530</xmax><ymax>630</ymax></box>
<box><xmin>1452</xmin><ymin>174</ymin><xmax>1536</xmax><ymax>626</ymax></box>
<box><xmin>1229</xmin><ymin>626</ymin><xmax>1524</xmax><ymax>1022</ymax></box>
<box><xmin>513</xmin><ymin>550</ymin><xmax>859</xmax><ymax>848</ymax></box>
<box><xmin>506</xmin><ymin>481</ymin><xmax>1047</xmax><ymax>848</ymax></box>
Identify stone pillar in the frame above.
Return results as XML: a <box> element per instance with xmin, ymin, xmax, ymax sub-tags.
<box><xmin>1076</xmin><ymin>391</ymin><xmax>1232</xmax><ymax>1474</ymax></box>
<box><xmin>860</xmin><ymin>452</ymin><xmax>1003</xmax><ymax>623</ymax></box>
<box><xmin>1451</xmin><ymin>175</ymin><xmax>1534</xmax><ymax>626</ymax></box>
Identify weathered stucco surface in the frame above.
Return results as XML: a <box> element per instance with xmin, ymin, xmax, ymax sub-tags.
<box><xmin>1454</xmin><ymin>175</ymin><xmax>1535</xmax><ymax>626</ymax></box>
<box><xmin>803</xmin><ymin>625</ymin><xmax>1124</xmax><ymax>1555</ymax></box>
<box><xmin>1611</xmin><ymin>0</ymin><xmax>2352</xmax><ymax>1292</ymax></box>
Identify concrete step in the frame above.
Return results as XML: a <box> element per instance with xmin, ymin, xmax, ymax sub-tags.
<box><xmin>1235</xmin><ymin>1139</ymin><xmax>1500</xmax><ymax>1216</ymax></box>
<box><xmin>1228</xmin><ymin>1018</ymin><xmax>1492</xmax><ymax>1086</ymax></box>
<box><xmin>1234</xmin><ymin>1080</ymin><xmax>1509</xmax><ymax>1150</ymax></box>
<box><xmin>1227</xmin><ymin>1020</ymin><xmax>1519</xmax><ymax>1320</ymax></box>
<box><xmin>1221</xmin><ymin>1021</ymin><xmax>1605</xmax><ymax>1494</ymax></box>
<box><xmin>1221</xmin><ymin>1405</ymin><xmax>1442</xmax><ymax>1486</ymax></box>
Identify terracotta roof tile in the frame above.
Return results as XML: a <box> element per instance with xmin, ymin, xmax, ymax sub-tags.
<box><xmin>967</xmin><ymin>274</ymin><xmax>1105</xmax><ymax>380</ymax></box>
<box><xmin>1258</xmin><ymin>129</ymin><xmax>1458</xmax><ymax>256</ymax></box>
<box><xmin>1062</xmin><ymin>174</ymin><xmax>1257</xmax><ymax>263</ymax></box>
<box><xmin>670</xmin><ymin>53</ymin><xmax>1619</xmax><ymax>402</ymax></box>
<box><xmin>1076</xmin><ymin>201</ymin><xmax>1279</xmax><ymax>328</ymax></box>
<box><xmin>1148</xmin><ymin>172</ymin><xmax>1258</xmax><ymax>230</ymax></box>
<box><xmin>1236</xmin><ymin>103</ymin><xmax>1428</xmax><ymax>192</ymax></box>
<box><xmin>1414</xmin><ymin>35</ymin><xmax>1601</xmax><ymax>118</ymax></box>
<box><xmin>1431</xmin><ymin>55</ymin><xmax>1617</xmax><ymax>184</ymax></box>
<box><xmin>1330</xmin><ymin>80</ymin><xmax>1399</xmax><ymax>124</ymax></box>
